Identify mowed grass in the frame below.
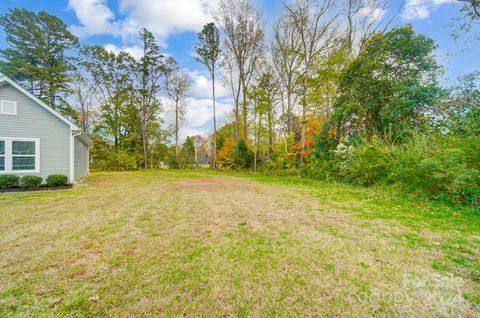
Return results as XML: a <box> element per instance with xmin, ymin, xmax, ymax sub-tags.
<box><xmin>0</xmin><ymin>170</ymin><xmax>479</xmax><ymax>317</ymax></box>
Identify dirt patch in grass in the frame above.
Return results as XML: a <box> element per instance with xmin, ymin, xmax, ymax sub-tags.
<box><xmin>0</xmin><ymin>171</ymin><xmax>479</xmax><ymax>317</ymax></box>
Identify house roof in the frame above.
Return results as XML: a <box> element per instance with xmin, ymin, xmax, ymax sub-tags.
<box><xmin>76</xmin><ymin>131</ymin><xmax>92</xmax><ymax>147</ymax></box>
<box><xmin>0</xmin><ymin>72</ymin><xmax>81</xmax><ymax>131</ymax></box>
<box><xmin>200</xmin><ymin>156</ymin><xmax>213</xmax><ymax>164</ymax></box>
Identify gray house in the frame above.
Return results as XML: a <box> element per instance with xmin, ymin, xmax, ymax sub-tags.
<box><xmin>0</xmin><ymin>73</ymin><xmax>90</xmax><ymax>183</ymax></box>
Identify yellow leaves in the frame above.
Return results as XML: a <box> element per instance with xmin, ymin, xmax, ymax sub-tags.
<box><xmin>217</xmin><ymin>138</ymin><xmax>237</xmax><ymax>168</ymax></box>
<box><xmin>291</xmin><ymin>113</ymin><xmax>326</xmax><ymax>160</ymax></box>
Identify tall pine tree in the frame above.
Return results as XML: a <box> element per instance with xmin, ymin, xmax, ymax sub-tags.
<box><xmin>0</xmin><ymin>9</ymin><xmax>79</xmax><ymax>114</ymax></box>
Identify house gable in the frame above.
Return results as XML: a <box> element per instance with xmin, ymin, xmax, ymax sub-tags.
<box><xmin>0</xmin><ymin>79</ymin><xmax>73</xmax><ymax>181</ymax></box>
<box><xmin>0</xmin><ymin>74</ymin><xmax>80</xmax><ymax>130</ymax></box>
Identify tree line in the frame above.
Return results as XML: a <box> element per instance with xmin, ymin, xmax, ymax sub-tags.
<box><xmin>0</xmin><ymin>8</ymin><xmax>196</xmax><ymax>169</ymax></box>
<box><xmin>0</xmin><ymin>1</ymin><xmax>479</xmax><ymax>205</ymax></box>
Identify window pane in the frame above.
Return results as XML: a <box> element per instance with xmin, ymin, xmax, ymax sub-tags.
<box><xmin>0</xmin><ymin>140</ymin><xmax>4</xmax><ymax>155</ymax></box>
<box><xmin>2</xmin><ymin>100</ymin><xmax>16</xmax><ymax>114</ymax></box>
<box><xmin>12</xmin><ymin>141</ymin><xmax>35</xmax><ymax>155</ymax></box>
<box><xmin>12</xmin><ymin>157</ymin><xmax>35</xmax><ymax>170</ymax></box>
<box><xmin>0</xmin><ymin>157</ymin><xmax>4</xmax><ymax>171</ymax></box>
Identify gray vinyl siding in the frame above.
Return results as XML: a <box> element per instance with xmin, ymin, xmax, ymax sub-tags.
<box><xmin>0</xmin><ymin>83</ymin><xmax>71</xmax><ymax>182</ymax></box>
<box><xmin>74</xmin><ymin>137</ymin><xmax>89</xmax><ymax>181</ymax></box>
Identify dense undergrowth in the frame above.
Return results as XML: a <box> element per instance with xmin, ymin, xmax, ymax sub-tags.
<box><xmin>299</xmin><ymin>135</ymin><xmax>480</xmax><ymax>207</ymax></box>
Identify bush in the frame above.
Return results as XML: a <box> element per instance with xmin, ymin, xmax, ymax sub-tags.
<box><xmin>94</xmin><ymin>150</ymin><xmax>139</xmax><ymax>171</ymax></box>
<box><xmin>388</xmin><ymin>136</ymin><xmax>480</xmax><ymax>205</ymax></box>
<box><xmin>0</xmin><ymin>174</ymin><xmax>19</xmax><ymax>189</ymax></box>
<box><xmin>301</xmin><ymin>159</ymin><xmax>338</xmax><ymax>181</ymax></box>
<box><xmin>19</xmin><ymin>176</ymin><xmax>43</xmax><ymax>190</ymax></box>
<box><xmin>46</xmin><ymin>174</ymin><xmax>69</xmax><ymax>187</ymax></box>
<box><xmin>338</xmin><ymin>141</ymin><xmax>390</xmax><ymax>186</ymax></box>
<box><xmin>307</xmin><ymin>134</ymin><xmax>480</xmax><ymax>206</ymax></box>
<box><xmin>168</xmin><ymin>158</ymin><xmax>181</xmax><ymax>169</ymax></box>
<box><xmin>234</xmin><ymin>139</ymin><xmax>253</xmax><ymax>169</ymax></box>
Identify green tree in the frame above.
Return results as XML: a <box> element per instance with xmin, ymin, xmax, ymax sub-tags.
<box><xmin>136</xmin><ymin>28</ymin><xmax>166</xmax><ymax>169</ymax></box>
<box><xmin>235</xmin><ymin>139</ymin><xmax>253</xmax><ymax>169</ymax></box>
<box><xmin>195</xmin><ymin>22</ymin><xmax>221</xmax><ymax>167</ymax></box>
<box><xmin>437</xmin><ymin>71</ymin><xmax>480</xmax><ymax>136</ymax></box>
<box><xmin>0</xmin><ymin>8</ymin><xmax>79</xmax><ymax>113</ymax></box>
<box><xmin>181</xmin><ymin>136</ymin><xmax>196</xmax><ymax>167</ymax></box>
<box><xmin>215</xmin><ymin>121</ymin><xmax>237</xmax><ymax>157</ymax></box>
<box><xmin>250</xmin><ymin>71</ymin><xmax>278</xmax><ymax>169</ymax></box>
<box><xmin>333</xmin><ymin>26</ymin><xmax>441</xmax><ymax>142</ymax></box>
<box><xmin>81</xmin><ymin>45</ymin><xmax>136</xmax><ymax>150</ymax></box>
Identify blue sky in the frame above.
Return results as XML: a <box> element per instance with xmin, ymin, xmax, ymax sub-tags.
<box><xmin>0</xmin><ymin>0</ymin><xmax>478</xmax><ymax>138</ymax></box>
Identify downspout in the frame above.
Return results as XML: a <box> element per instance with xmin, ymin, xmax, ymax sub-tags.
<box><xmin>70</xmin><ymin>129</ymin><xmax>82</xmax><ymax>183</ymax></box>
<box><xmin>87</xmin><ymin>141</ymin><xmax>93</xmax><ymax>177</ymax></box>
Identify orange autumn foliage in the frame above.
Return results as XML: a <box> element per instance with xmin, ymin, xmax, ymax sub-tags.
<box><xmin>217</xmin><ymin>138</ymin><xmax>236</xmax><ymax>168</ymax></box>
<box><xmin>290</xmin><ymin>114</ymin><xmax>324</xmax><ymax>162</ymax></box>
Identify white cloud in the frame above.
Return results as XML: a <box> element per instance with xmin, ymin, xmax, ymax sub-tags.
<box><xmin>188</xmin><ymin>71</ymin><xmax>230</xmax><ymax>99</ymax></box>
<box><xmin>68</xmin><ymin>0</ymin><xmax>119</xmax><ymax>37</ymax></box>
<box><xmin>104</xmin><ymin>44</ymin><xmax>144</xmax><ymax>60</ymax></box>
<box><xmin>179</xmin><ymin>99</ymin><xmax>230</xmax><ymax>139</ymax></box>
<box><xmin>184</xmin><ymin>97</ymin><xmax>232</xmax><ymax>128</ymax></box>
<box><xmin>402</xmin><ymin>0</ymin><xmax>453</xmax><ymax>20</ymax></box>
<box><xmin>180</xmin><ymin>127</ymin><xmax>212</xmax><ymax>140</ymax></box>
<box><xmin>357</xmin><ymin>6</ymin><xmax>386</xmax><ymax>22</ymax></box>
<box><xmin>160</xmin><ymin>96</ymin><xmax>233</xmax><ymax>141</ymax></box>
<box><xmin>68</xmin><ymin>0</ymin><xmax>219</xmax><ymax>43</ymax></box>
<box><xmin>119</xmin><ymin>0</ymin><xmax>219</xmax><ymax>42</ymax></box>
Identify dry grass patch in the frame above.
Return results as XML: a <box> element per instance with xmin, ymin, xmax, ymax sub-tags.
<box><xmin>0</xmin><ymin>170</ymin><xmax>479</xmax><ymax>317</ymax></box>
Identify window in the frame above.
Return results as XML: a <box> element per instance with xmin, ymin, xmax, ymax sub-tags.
<box><xmin>0</xmin><ymin>138</ymin><xmax>39</xmax><ymax>173</ymax></box>
<box><xmin>0</xmin><ymin>100</ymin><xmax>17</xmax><ymax>115</ymax></box>
<box><xmin>12</xmin><ymin>141</ymin><xmax>36</xmax><ymax>170</ymax></box>
<box><xmin>0</xmin><ymin>140</ymin><xmax>4</xmax><ymax>171</ymax></box>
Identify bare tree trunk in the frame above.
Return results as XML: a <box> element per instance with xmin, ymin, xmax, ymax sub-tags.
<box><xmin>242</xmin><ymin>84</ymin><xmax>248</xmax><ymax>141</ymax></box>
<box><xmin>150</xmin><ymin>142</ymin><xmax>154</xmax><ymax>169</ymax></box>
<box><xmin>234</xmin><ymin>93</ymin><xmax>240</xmax><ymax>142</ymax></box>
<box><xmin>82</xmin><ymin>104</ymin><xmax>87</xmax><ymax>132</ymax></box>
<box><xmin>268</xmin><ymin>108</ymin><xmax>274</xmax><ymax>156</ymax></box>
<box><xmin>287</xmin><ymin>91</ymin><xmax>292</xmax><ymax>134</ymax></box>
<box><xmin>194</xmin><ymin>137</ymin><xmax>199</xmax><ymax>167</ymax></box>
<box><xmin>280</xmin><ymin>90</ymin><xmax>289</xmax><ymax>156</ymax></box>
<box><xmin>49</xmin><ymin>89</ymin><xmax>55</xmax><ymax>110</ymax></box>
<box><xmin>142</xmin><ymin>122</ymin><xmax>148</xmax><ymax>169</ymax></box>
<box><xmin>175</xmin><ymin>100</ymin><xmax>179</xmax><ymax>159</ymax></box>
<box><xmin>114</xmin><ymin>105</ymin><xmax>119</xmax><ymax>151</ymax></box>
<box><xmin>300</xmin><ymin>73</ymin><xmax>308</xmax><ymax>164</ymax></box>
<box><xmin>347</xmin><ymin>0</ymin><xmax>354</xmax><ymax>57</ymax></box>
<box><xmin>227</xmin><ymin>63</ymin><xmax>241</xmax><ymax>143</ymax></box>
<box><xmin>212</xmin><ymin>70</ymin><xmax>217</xmax><ymax>167</ymax></box>
<box><xmin>253</xmin><ymin>108</ymin><xmax>259</xmax><ymax>173</ymax></box>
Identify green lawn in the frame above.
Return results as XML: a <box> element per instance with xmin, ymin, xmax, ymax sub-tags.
<box><xmin>1</xmin><ymin>170</ymin><xmax>479</xmax><ymax>317</ymax></box>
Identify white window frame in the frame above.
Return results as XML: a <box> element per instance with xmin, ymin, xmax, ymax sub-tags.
<box><xmin>0</xmin><ymin>137</ymin><xmax>40</xmax><ymax>174</ymax></box>
<box><xmin>0</xmin><ymin>100</ymin><xmax>18</xmax><ymax>115</ymax></box>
